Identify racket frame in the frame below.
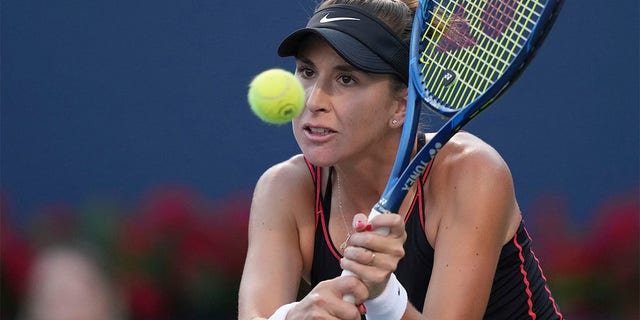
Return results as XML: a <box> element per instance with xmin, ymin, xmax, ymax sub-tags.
<box><xmin>375</xmin><ymin>0</ymin><xmax>564</xmax><ymax>217</ymax></box>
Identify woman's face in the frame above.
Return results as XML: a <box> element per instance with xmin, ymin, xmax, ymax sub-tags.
<box><xmin>292</xmin><ymin>38</ymin><xmax>406</xmax><ymax>167</ymax></box>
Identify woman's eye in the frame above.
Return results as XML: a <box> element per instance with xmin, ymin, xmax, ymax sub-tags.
<box><xmin>339</xmin><ymin>75</ymin><xmax>355</xmax><ymax>85</ymax></box>
<box><xmin>305</xmin><ymin>69</ymin><xmax>315</xmax><ymax>78</ymax></box>
<box><xmin>297</xmin><ymin>67</ymin><xmax>314</xmax><ymax>78</ymax></box>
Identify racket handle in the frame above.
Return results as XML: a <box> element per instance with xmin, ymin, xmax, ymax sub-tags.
<box><xmin>341</xmin><ymin>269</ymin><xmax>357</xmax><ymax>303</ymax></box>
<box><xmin>367</xmin><ymin>206</ymin><xmax>390</xmax><ymax>236</ymax></box>
<box><xmin>341</xmin><ymin>207</ymin><xmax>391</xmax><ymax>303</ymax></box>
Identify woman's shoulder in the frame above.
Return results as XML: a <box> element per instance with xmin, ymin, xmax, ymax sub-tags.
<box><xmin>258</xmin><ymin>154</ymin><xmax>310</xmax><ymax>184</ymax></box>
<box><xmin>255</xmin><ymin>154</ymin><xmax>317</xmax><ymax>200</ymax></box>
<box><xmin>423</xmin><ymin>131</ymin><xmax>515</xmax><ymax>204</ymax></box>
<box><xmin>425</xmin><ymin>131</ymin><xmax>509</xmax><ymax>174</ymax></box>
<box><xmin>252</xmin><ymin>154</ymin><xmax>317</xmax><ymax>223</ymax></box>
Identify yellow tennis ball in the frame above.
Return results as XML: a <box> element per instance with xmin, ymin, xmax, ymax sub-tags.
<box><xmin>247</xmin><ymin>68</ymin><xmax>304</xmax><ymax>124</ymax></box>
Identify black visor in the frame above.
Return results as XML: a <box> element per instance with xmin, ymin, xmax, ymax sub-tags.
<box><xmin>278</xmin><ymin>4</ymin><xmax>409</xmax><ymax>84</ymax></box>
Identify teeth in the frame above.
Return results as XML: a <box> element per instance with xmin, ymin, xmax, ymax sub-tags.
<box><xmin>309</xmin><ymin>127</ymin><xmax>331</xmax><ymax>135</ymax></box>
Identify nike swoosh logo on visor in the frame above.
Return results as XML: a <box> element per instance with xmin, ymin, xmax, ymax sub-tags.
<box><xmin>319</xmin><ymin>14</ymin><xmax>360</xmax><ymax>23</ymax></box>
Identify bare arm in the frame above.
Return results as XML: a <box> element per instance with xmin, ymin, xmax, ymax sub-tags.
<box><xmin>238</xmin><ymin>159</ymin><xmax>307</xmax><ymax>319</ymax></box>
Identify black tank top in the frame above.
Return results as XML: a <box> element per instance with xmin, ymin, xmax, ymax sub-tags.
<box><xmin>304</xmin><ymin>137</ymin><xmax>564</xmax><ymax>319</ymax></box>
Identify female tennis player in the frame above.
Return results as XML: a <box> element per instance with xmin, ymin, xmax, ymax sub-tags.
<box><xmin>238</xmin><ymin>0</ymin><xmax>563</xmax><ymax>319</ymax></box>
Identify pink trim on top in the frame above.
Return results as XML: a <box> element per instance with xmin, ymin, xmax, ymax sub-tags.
<box><xmin>416</xmin><ymin>159</ymin><xmax>434</xmax><ymax>230</ymax></box>
<box><xmin>320</xmin><ymin>204</ymin><xmax>343</xmax><ymax>260</ymax></box>
<box><xmin>304</xmin><ymin>159</ymin><xmax>342</xmax><ymax>260</ymax></box>
<box><xmin>314</xmin><ymin>166</ymin><xmax>322</xmax><ymax>227</ymax></box>
<box><xmin>305</xmin><ymin>158</ymin><xmax>316</xmax><ymax>181</ymax></box>
<box><xmin>304</xmin><ymin>158</ymin><xmax>322</xmax><ymax>227</ymax></box>
<box><xmin>524</xmin><ymin>227</ymin><xmax>564</xmax><ymax>319</ymax></box>
<box><xmin>513</xmin><ymin>234</ymin><xmax>537</xmax><ymax>319</ymax></box>
<box><xmin>405</xmin><ymin>184</ymin><xmax>419</xmax><ymax>225</ymax></box>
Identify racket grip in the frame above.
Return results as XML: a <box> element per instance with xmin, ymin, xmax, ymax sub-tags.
<box><xmin>367</xmin><ymin>207</ymin><xmax>390</xmax><ymax>236</ymax></box>
<box><xmin>341</xmin><ymin>269</ymin><xmax>357</xmax><ymax>303</ymax></box>
<box><xmin>341</xmin><ymin>207</ymin><xmax>391</xmax><ymax>303</ymax></box>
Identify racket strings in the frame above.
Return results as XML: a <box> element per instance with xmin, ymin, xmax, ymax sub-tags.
<box><xmin>426</xmin><ymin>1</ymin><xmax>531</xmax><ymax>84</ymax></box>
<box><xmin>455</xmin><ymin>0</ymin><xmax>539</xmax><ymax>107</ymax></box>
<box><xmin>417</xmin><ymin>0</ymin><xmax>546</xmax><ymax>111</ymax></box>
<box><xmin>423</xmin><ymin>0</ymin><xmax>542</xmax><ymax>106</ymax></box>
<box><xmin>426</xmin><ymin>0</ymin><xmax>540</xmax><ymax>66</ymax></box>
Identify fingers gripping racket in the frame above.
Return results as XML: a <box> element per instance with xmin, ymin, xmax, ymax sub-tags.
<box><xmin>341</xmin><ymin>0</ymin><xmax>563</xmax><ymax>303</ymax></box>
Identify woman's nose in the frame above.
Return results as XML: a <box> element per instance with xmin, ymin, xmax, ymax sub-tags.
<box><xmin>305</xmin><ymin>81</ymin><xmax>332</xmax><ymax>113</ymax></box>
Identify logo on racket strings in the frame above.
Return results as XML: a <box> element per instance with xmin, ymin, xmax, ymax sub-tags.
<box><xmin>442</xmin><ymin>69</ymin><xmax>456</xmax><ymax>86</ymax></box>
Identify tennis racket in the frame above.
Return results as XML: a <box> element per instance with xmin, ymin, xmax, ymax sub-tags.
<box><xmin>341</xmin><ymin>0</ymin><xmax>563</xmax><ymax>303</ymax></box>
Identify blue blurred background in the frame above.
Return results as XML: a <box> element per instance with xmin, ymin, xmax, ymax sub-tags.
<box><xmin>1</xmin><ymin>1</ymin><xmax>638</xmax><ymax>319</ymax></box>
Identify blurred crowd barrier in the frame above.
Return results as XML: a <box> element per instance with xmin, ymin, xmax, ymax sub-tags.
<box><xmin>1</xmin><ymin>187</ymin><xmax>638</xmax><ymax>319</ymax></box>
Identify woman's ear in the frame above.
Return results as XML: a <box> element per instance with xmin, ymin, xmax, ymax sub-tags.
<box><xmin>390</xmin><ymin>87</ymin><xmax>408</xmax><ymax>127</ymax></box>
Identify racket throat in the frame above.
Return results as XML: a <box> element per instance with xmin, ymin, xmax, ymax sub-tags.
<box><xmin>402</xmin><ymin>158</ymin><xmax>430</xmax><ymax>192</ymax></box>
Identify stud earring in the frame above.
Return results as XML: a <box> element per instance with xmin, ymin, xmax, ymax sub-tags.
<box><xmin>391</xmin><ymin>119</ymin><xmax>399</xmax><ymax>126</ymax></box>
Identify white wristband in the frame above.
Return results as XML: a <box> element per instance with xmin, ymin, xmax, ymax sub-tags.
<box><xmin>364</xmin><ymin>273</ymin><xmax>408</xmax><ymax>320</ymax></box>
<box><xmin>268</xmin><ymin>302</ymin><xmax>299</xmax><ymax>320</ymax></box>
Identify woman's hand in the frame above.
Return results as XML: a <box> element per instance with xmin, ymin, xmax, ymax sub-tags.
<box><xmin>340</xmin><ymin>213</ymin><xmax>407</xmax><ymax>299</ymax></box>
<box><xmin>285</xmin><ymin>276</ymin><xmax>369</xmax><ymax>319</ymax></box>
